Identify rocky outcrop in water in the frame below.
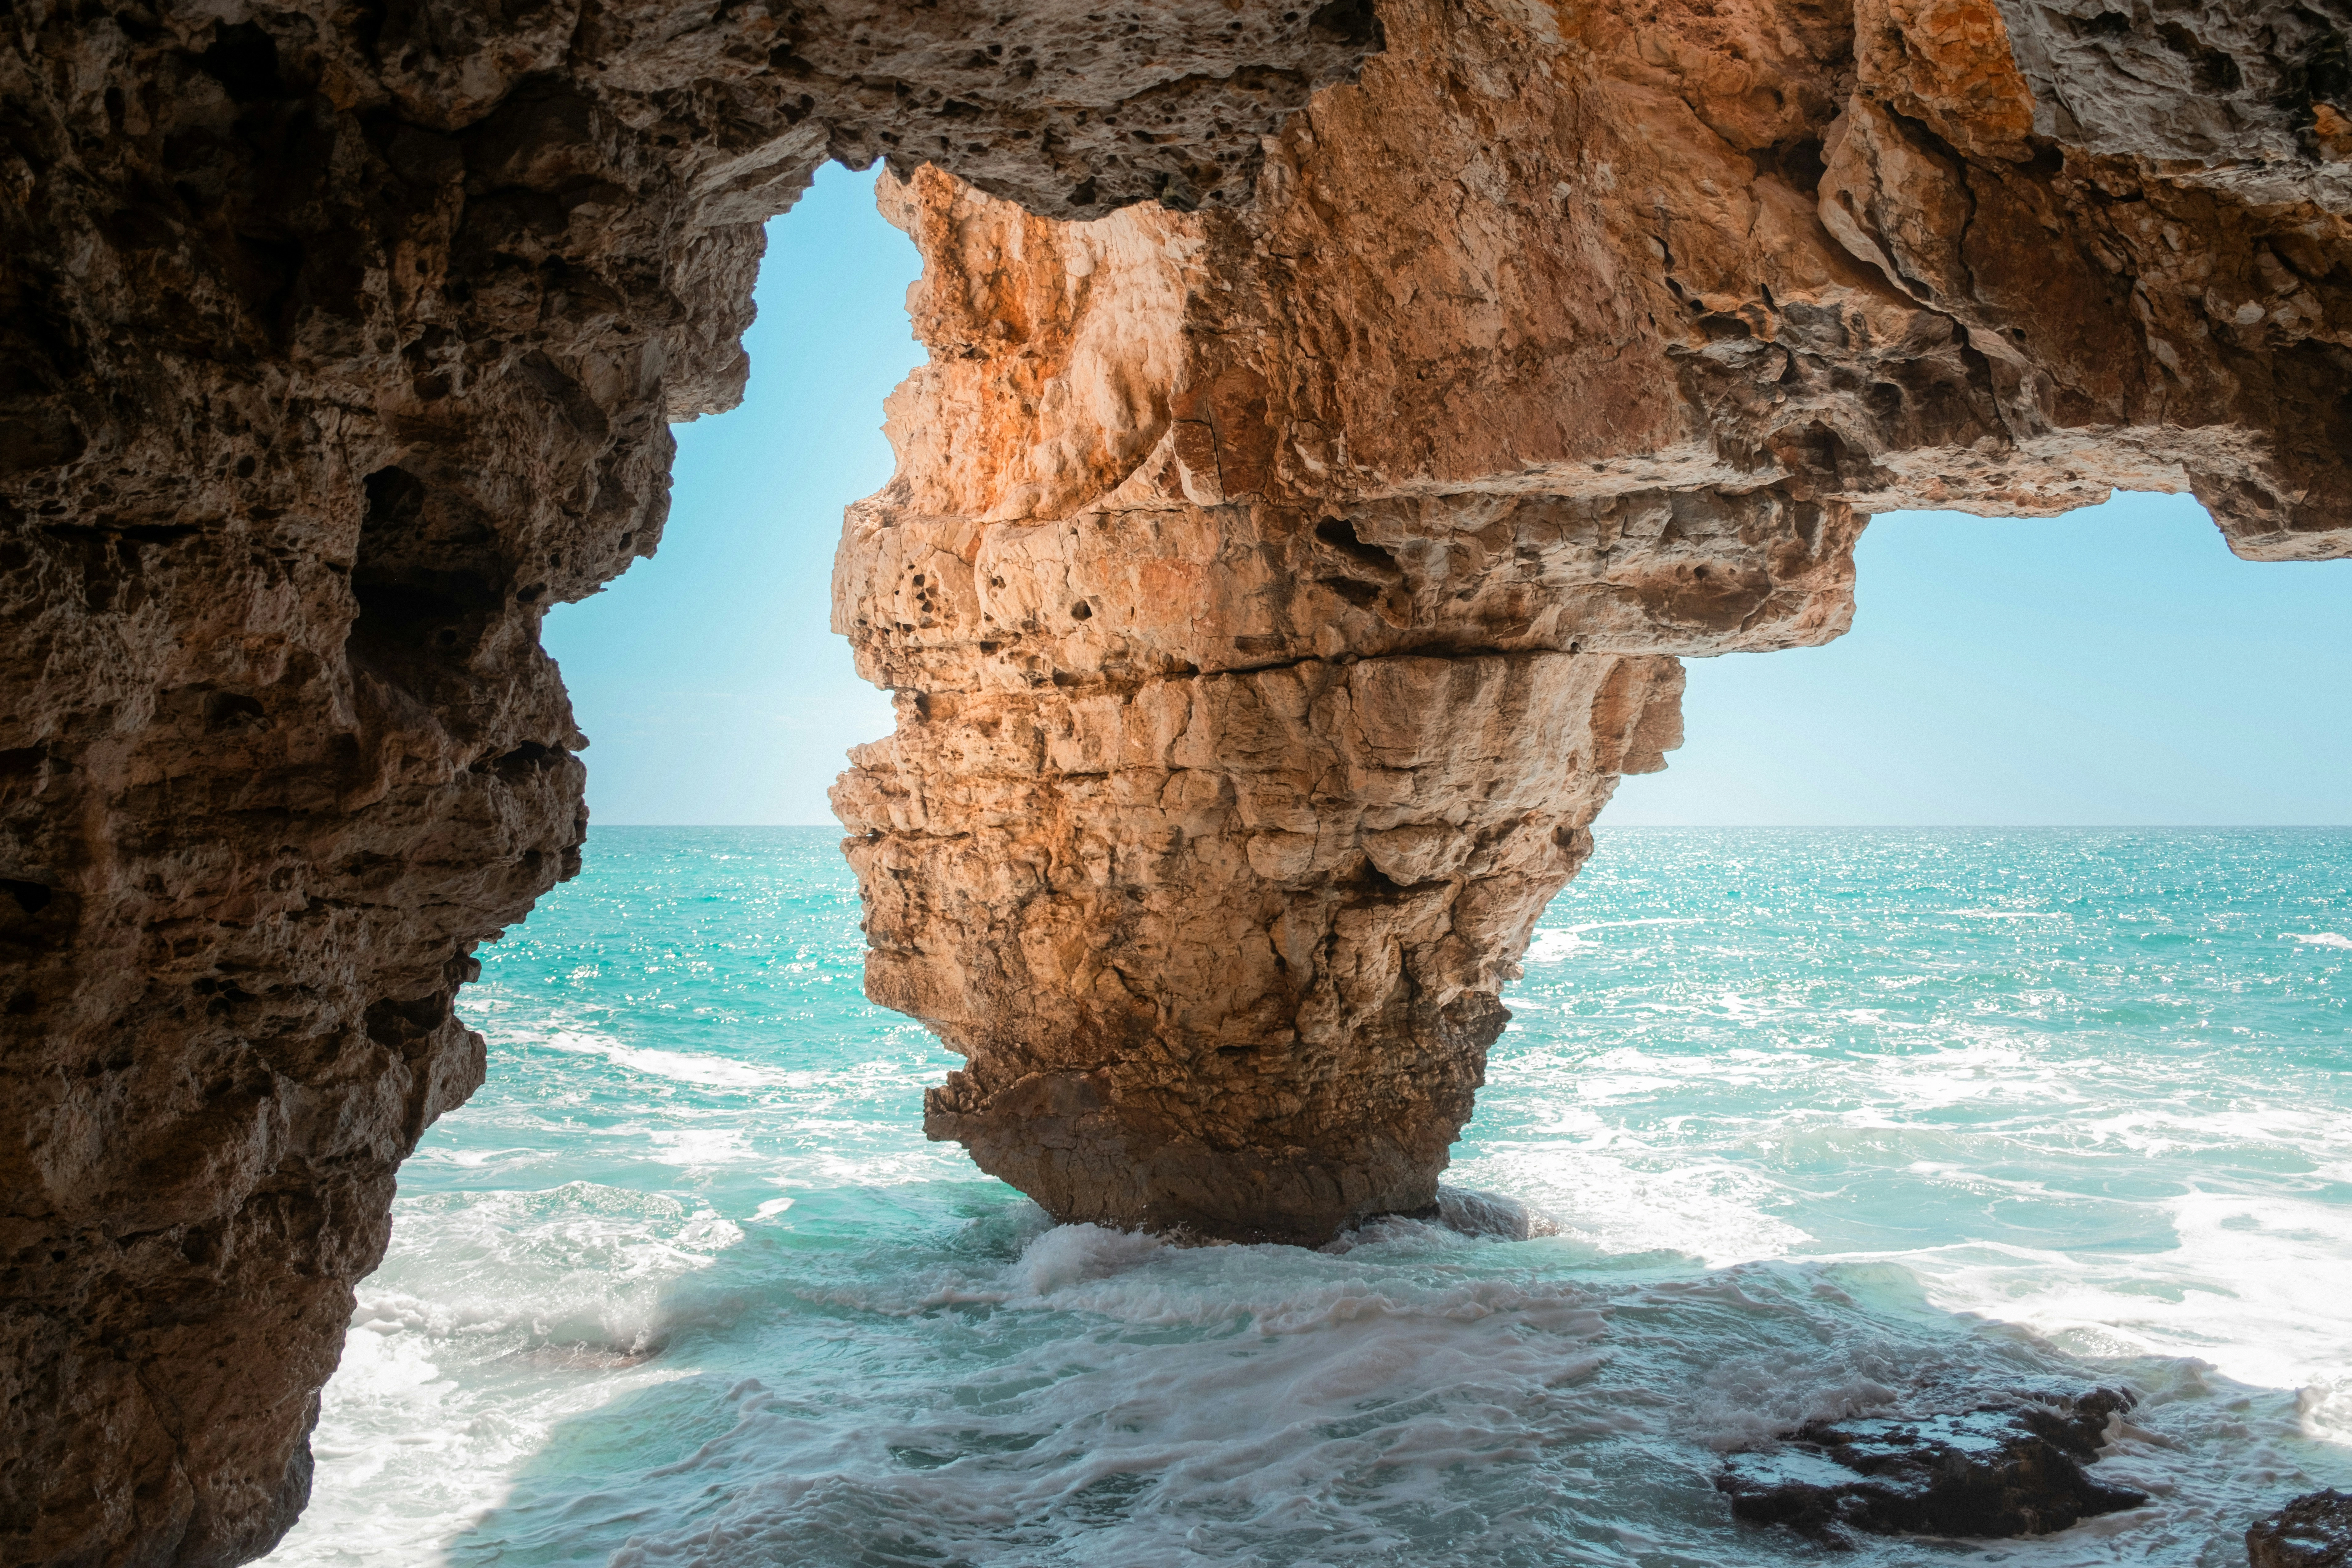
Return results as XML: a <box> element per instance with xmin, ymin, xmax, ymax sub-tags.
<box><xmin>1717</xmin><ymin>1387</ymin><xmax>2147</xmax><ymax>1544</ymax></box>
<box><xmin>2251</xmin><ymin>1490</ymin><xmax>2352</xmax><ymax>1568</ymax></box>
<box><xmin>833</xmin><ymin>0</ymin><xmax>2352</xmax><ymax>1244</ymax></box>
<box><xmin>7</xmin><ymin>0</ymin><xmax>2352</xmax><ymax>1557</ymax></box>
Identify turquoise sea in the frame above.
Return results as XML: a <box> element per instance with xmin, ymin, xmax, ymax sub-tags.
<box><xmin>262</xmin><ymin>826</ymin><xmax>2352</xmax><ymax>1567</ymax></box>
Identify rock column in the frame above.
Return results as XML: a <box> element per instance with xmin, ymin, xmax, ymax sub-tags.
<box><xmin>832</xmin><ymin>166</ymin><xmax>1862</xmax><ymax>1240</ymax></box>
<box><xmin>837</xmin><ymin>0</ymin><xmax>2352</xmax><ymax>1242</ymax></box>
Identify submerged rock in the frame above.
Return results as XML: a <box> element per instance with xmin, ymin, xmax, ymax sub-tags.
<box><xmin>2249</xmin><ymin>1490</ymin><xmax>2352</xmax><ymax>1568</ymax></box>
<box><xmin>1718</xmin><ymin>1387</ymin><xmax>2148</xmax><ymax>1545</ymax></box>
<box><xmin>1435</xmin><ymin>1186</ymin><xmax>1563</xmax><ymax>1242</ymax></box>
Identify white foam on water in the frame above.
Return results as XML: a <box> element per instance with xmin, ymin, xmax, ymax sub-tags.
<box><xmin>649</xmin><ymin>1128</ymin><xmax>759</xmax><ymax>1167</ymax></box>
<box><xmin>2304</xmin><ymin>1378</ymin><xmax>2352</xmax><ymax>1445</ymax></box>
<box><xmin>1011</xmin><ymin>1222</ymin><xmax>1170</xmax><ymax>1296</ymax></box>
<box><xmin>1462</xmin><ymin>1140</ymin><xmax>1814</xmax><ymax>1267</ymax></box>
<box><xmin>586</xmin><ymin>1228</ymin><xmax>1629</xmax><ymax>1568</ymax></box>
<box><xmin>266</xmin><ymin>1182</ymin><xmax>750</xmax><ymax>1567</ymax></box>
<box><xmin>777</xmin><ymin>1140</ymin><xmax>979</xmax><ymax>1189</ymax></box>
<box><xmin>422</xmin><ymin>1223</ymin><xmax>2316</xmax><ymax>1568</ymax></box>
<box><xmin>1898</xmin><ymin>1185</ymin><xmax>2352</xmax><ymax>1420</ymax></box>
<box><xmin>265</xmin><ymin>829</ymin><xmax>2352</xmax><ymax>1568</ymax></box>
<box><xmin>536</xmin><ymin>1028</ymin><xmax>788</xmax><ymax>1088</ymax></box>
<box><xmin>272</xmin><ymin>1152</ymin><xmax>2352</xmax><ymax>1568</ymax></box>
<box><xmin>1523</xmin><ymin>928</ymin><xmax>1585</xmax><ymax>961</ymax></box>
<box><xmin>354</xmin><ymin>1183</ymin><xmax>746</xmax><ymax>1347</ymax></box>
<box><xmin>1524</xmin><ymin>918</ymin><xmax>1706</xmax><ymax>964</ymax></box>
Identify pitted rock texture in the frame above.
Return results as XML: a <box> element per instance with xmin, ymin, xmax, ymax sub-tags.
<box><xmin>6</xmin><ymin>0</ymin><xmax>2352</xmax><ymax>1562</ymax></box>
<box><xmin>833</xmin><ymin>0</ymin><xmax>2352</xmax><ymax>1247</ymax></box>
<box><xmin>0</xmin><ymin>3</ymin><xmax>1379</xmax><ymax>1562</ymax></box>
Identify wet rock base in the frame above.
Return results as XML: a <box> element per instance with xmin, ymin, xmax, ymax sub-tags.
<box><xmin>1719</xmin><ymin>1387</ymin><xmax>2147</xmax><ymax>1547</ymax></box>
<box><xmin>2249</xmin><ymin>1490</ymin><xmax>2352</xmax><ymax>1568</ymax></box>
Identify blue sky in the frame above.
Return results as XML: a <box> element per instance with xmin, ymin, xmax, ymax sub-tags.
<box><xmin>546</xmin><ymin>164</ymin><xmax>2352</xmax><ymax>827</ymax></box>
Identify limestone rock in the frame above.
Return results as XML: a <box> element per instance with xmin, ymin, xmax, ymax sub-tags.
<box><xmin>7</xmin><ymin>0</ymin><xmax>2352</xmax><ymax>1558</ymax></box>
<box><xmin>0</xmin><ymin>2</ymin><xmax>1377</xmax><ymax>1561</ymax></box>
<box><xmin>834</xmin><ymin>0</ymin><xmax>2352</xmax><ymax>1248</ymax></box>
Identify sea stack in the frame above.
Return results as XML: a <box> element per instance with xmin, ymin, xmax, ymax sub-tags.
<box><xmin>3</xmin><ymin>0</ymin><xmax>2350</xmax><ymax>1560</ymax></box>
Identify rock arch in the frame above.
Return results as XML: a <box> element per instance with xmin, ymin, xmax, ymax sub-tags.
<box><xmin>0</xmin><ymin>0</ymin><xmax>2343</xmax><ymax>1559</ymax></box>
<box><xmin>833</xmin><ymin>0</ymin><xmax>2352</xmax><ymax>1244</ymax></box>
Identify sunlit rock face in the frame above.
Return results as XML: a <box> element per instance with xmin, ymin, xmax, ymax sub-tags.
<box><xmin>6</xmin><ymin>0</ymin><xmax>2352</xmax><ymax>1556</ymax></box>
<box><xmin>834</xmin><ymin>0</ymin><xmax>2352</xmax><ymax>1243</ymax></box>
<box><xmin>0</xmin><ymin>4</ymin><xmax>1376</xmax><ymax>1562</ymax></box>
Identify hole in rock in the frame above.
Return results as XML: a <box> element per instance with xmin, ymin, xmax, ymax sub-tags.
<box><xmin>1313</xmin><ymin>513</ymin><xmax>1401</xmax><ymax>575</ymax></box>
<box><xmin>1607</xmin><ymin>493</ymin><xmax>2352</xmax><ymax>827</ymax></box>
<box><xmin>347</xmin><ymin>465</ymin><xmax>505</xmax><ymax>695</ymax></box>
<box><xmin>1307</xmin><ymin>0</ymin><xmax>1383</xmax><ymax>49</ymax></box>
<box><xmin>2300</xmin><ymin>32</ymin><xmax>2352</xmax><ymax>113</ymax></box>
<box><xmin>1318</xmin><ymin>574</ymin><xmax>1385</xmax><ymax>607</ymax></box>
<box><xmin>199</xmin><ymin>22</ymin><xmax>283</xmax><ymax>104</ymax></box>
<box><xmin>1767</xmin><ymin>134</ymin><xmax>1827</xmax><ymax>194</ymax></box>
<box><xmin>202</xmin><ymin>690</ymin><xmax>267</xmax><ymax>731</ymax></box>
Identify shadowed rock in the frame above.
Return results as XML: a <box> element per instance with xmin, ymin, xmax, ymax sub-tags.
<box><xmin>1718</xmin><ymin>1387</ymin><xmax>2148</xmax><ymax>1545</ymax></box>
<box><xmin>2250</xmin><ymin>1489</ymin><xmax>2352</xmax><ymax>1568</ymax></box>
<box><xmin>0</xmin><ymin>2</ymin><xmax>1381</xmax><ymax>1560</ymax></box>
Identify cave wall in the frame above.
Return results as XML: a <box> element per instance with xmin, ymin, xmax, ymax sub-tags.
<box><xmin>832</xmin><ymin>0</ymin><xmax>2352</xmax><ymax>1247</ymax></box>
<box><xmin>0</xmin><ymin>2</ymin><xmax>1379</xmax><ymax>1561</ymax></box>
<box><xmin>4</xmin><ymin>0</ymin><xmax>2350</xmax><ymax>1559</ymax></box>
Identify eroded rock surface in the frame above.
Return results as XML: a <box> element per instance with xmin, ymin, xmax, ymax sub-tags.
<box><xmin>6</xmin><ymin>0</ymin><xmax>2352</xmax><ymax>1558</ymax></box>
<box><xmin>0</xmin><ymin>3</ymin><xmax>1377</xmax><ymax>1561</ymax></box>
<box><xmin>832</xmin><ymin>0</ymin><xmax>2352</xmax><ymax>1245</ymax></box>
